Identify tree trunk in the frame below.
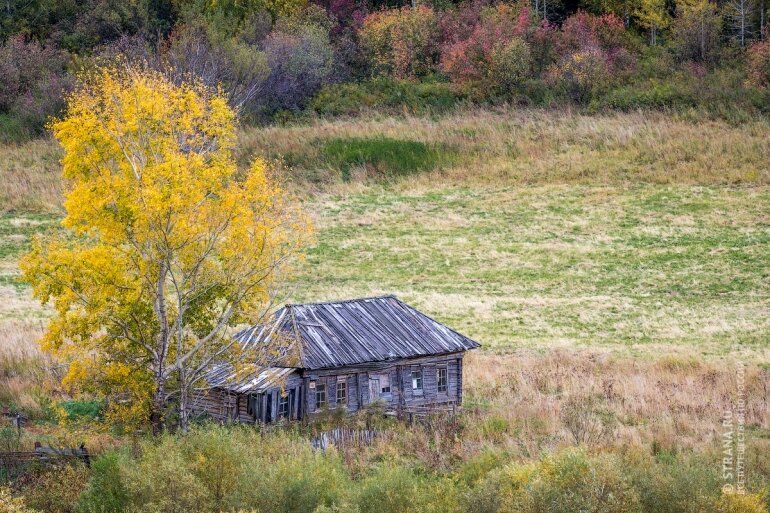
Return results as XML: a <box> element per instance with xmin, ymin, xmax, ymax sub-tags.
<box><xmin>151</xmin><ymin>379</ymin><xmax>166</xmax><ymax>435</ymax></box>
<box><xmin>179</xmin><ymin>389</ymin><xmax>190</xmax><ymax>434</ymax></box>
<box><xmin>179</xmin><ymin>368</ymin><xmax>190</xmax><ymax>433</ymax></box>
<box><xmin>151</xmin><ymin>261</ymin><xmax>170</xmax><ymax>434</ymax></box>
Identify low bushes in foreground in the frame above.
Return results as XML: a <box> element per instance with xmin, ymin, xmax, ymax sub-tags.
<box><xmin>4</xmin><ymin>424</ymin><xmax>768</xmax><ymax>513</ymax></box>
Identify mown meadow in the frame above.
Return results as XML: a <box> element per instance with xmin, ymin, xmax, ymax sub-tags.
<box><xmin>1</xmin><ymin>108</ymin><xmax>769</xmax><ymax>512</ymax></box>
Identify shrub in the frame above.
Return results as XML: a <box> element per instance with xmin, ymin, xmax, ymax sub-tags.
<box><xmin>0</xmin><ymin>486</ymin><xmax>35</xmax><ymax>513</ymax></box>
<box><xmin>488</xmin><ymin>38</ymin><xmax>532</xmax><ymax>96</ymax></box>
<box><xmin>529</xmin><ymin>450</ymin><xmax>641</xmax><ymax>513</ymax></box>
<box><xmin>58</xmin><ymin>400</ymin><xmax>103</xmax><ymax>422</ymax></box>
<box><xmin>310</xmin><ymin>77</ymin><xmax>461</xmax><ymax>116</ymax></box>
<box><xmin>121</xmin><ymin>432</ymin><xmax>219</xmax><ymax>512</ymax></box>
<box><xmin>22</xmin><ymin>464</ymin><xmax>90</xmax><ymax>513</ymax></box>
<box><xmin>625</xmin><ymin>451</ymin><xmax>721</xmax><ymax>513</ymax></box>
<box><xmin>355</xmin><ymin>464</ymin><xmax>420</xmax><ymax>513</ymax></box>
<box><xmin>440</xmin><ymin>4</ymin><xmax>532</xmax><ymax>96</ymax></box>
<box><xmin>162</xmin><ymin>21</ymin><xmax>270</xmax><ymax>116</ymax></box>
<box><xmin>747</xmin><ymin>38</ymin><xmax>770</xmax><ymax>89</ymax></box>
<box><xmin>545</xmin><ymin>47</ymin><xmax>611</xmax><ymax>103</ymax></box>
<box><xmin>0</xmin><ymin>35</ymin><xmax>72</xmax><ymax>140</ymax></box>
<box><xmin>360</xmin><ymin>6</ymin><xmax>439</xmax><ymax>78</ymax></box>
<box><xmin>76</xmin><ymin>452</ymin><xmax>130</xmax><ymax>513</ymax></box>
<box><xmin>555</xmin><ymin>11</ymin><xmax>630</xmax><ymax>57</ymax></box>
<box><xmin>237</xmin><ymin>442</ymin><xmax>350</xmax><ymax>513</ymax></box>
<box><xmin>262</xmin><ymin>22</ymin><xmax>335</xmax><ymax>113</ymax></box>
<box><xmin>715</xmin><ymin>492</ymin><xmax>769</xmax><ymax>513</ymax></box>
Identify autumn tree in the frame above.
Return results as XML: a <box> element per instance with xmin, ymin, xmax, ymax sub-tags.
<box><xmin>21</xmin><ymin>67</ymin><xmax>311</xmax><ymax>433</ymax></box>
<box><xmin>672</xmin><ymin>0</ymin><xmax>723</xmax><ymax>62</ymax></box>
<box><xmin>635</xmin><ymin>0</ymin><xmax>670</xmax><ymax>45</ymax></box>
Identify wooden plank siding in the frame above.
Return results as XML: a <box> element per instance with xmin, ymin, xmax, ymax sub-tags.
<box><xmin>192</xmin><ymin>352</ymin><xmax>466</xmax><ymax>424</ymax></box>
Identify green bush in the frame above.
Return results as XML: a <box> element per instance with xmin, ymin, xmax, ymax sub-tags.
<box><xmin>23</xmin><ymin>464</ymin><xmax>90</xmax><ymax>513</ymax></box>
<box><xmin>238</xmin><ymin>445</ymin><xmax>350</xmax><ymax>513</ymax></box>
<box><xmin>603</xmin><ymin>82</ymin><xmax>697</xmax><ymax>110</ymax></box>
<box><xmin>354</xmin><ymin>464</ymin><xmax>421</xmax><ymax>513</ymax></box>
<box><xmin>626</xmin><ymin>451</ymin><xmax>720</xmax><ymax>513</ymax></box>
<box><xmin>715</xmin><ymin>492</ymin><xmax>769</xmax><ymax>513</ymax></box>
<box><xmin>76</xmin><ymin>452</ymin><xmax>131</xmax><ymax>513</ymax></box>
<box><xmin>311</xmin><ymin>78</ymin><xmax>462</xmax><ymax>117</ymax></box>
<box><xmin>488</xmin><ymin>38</ymin><xmax>532</xmax><ymax>97</ymax></box>
<box><xmin>469</xmin><ymin>449</ymin><xmax>641</xmax><ymax>513</ymax></box>
<box><xmin>58</xmin><ymin>400</ymin><xmax>104</xmax><ymax>422</ymax></box>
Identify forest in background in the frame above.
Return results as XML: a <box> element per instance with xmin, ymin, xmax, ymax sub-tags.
<box><xmin>2</xmin><ymin>0</ymin><xmax>770</xmax><ymax>143</ymax></box>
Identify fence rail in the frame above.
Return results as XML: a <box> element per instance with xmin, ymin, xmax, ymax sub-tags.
<box><xmin>0</xmin><ymin>445</ymin><xmax>90</xmax><ymax>483</ymax></box>
<box><xmin>311</xmin><ymin>428</ymin><xmax>382</xmax><ymax>451</ymax></box>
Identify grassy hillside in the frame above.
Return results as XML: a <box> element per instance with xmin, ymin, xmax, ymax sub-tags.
<box><xmin>3</xmin><ymin>109</ymin><xmax>767</xmax><ymax>359</ymax></box>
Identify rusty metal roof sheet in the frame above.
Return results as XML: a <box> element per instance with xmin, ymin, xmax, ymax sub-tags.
<box><xmin>236</xmin><ymin>295</ymin><xmax>481</xmax><ymax>370</ymax></box>
<box><xmin>201</xmin><ymin>364</ymin><xmax>296</xmax><ymax>394</ymax></box>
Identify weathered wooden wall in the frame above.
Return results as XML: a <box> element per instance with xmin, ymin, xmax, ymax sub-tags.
<box><xmin>191</xmin><ymin>352</ymin><xmax>466</xmax><ymax>423</ymax></box>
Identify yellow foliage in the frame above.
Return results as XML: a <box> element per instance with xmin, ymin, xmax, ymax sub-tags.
<box><xmin>0</xmin><ymin>488</ymin><xmax>36</xmax><ymax>513</ymax></box>
<box><xmin>716</xmin><ymin>491</ymin><xmax>769</xmax><ymax>513</ymax></box>
<box><xmin>21</xmin><ymin>67</ymin><xmax>311</xmax><ymax>430</ymax></box>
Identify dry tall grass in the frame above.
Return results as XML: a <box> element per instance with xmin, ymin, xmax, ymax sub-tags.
<box><xmin>0</xmin><ymin>321</ymin><xmax>56</xmax><ymax>418</ymax></box>
<box><xmin>4</xmin><ymin>109</ymin><xmax>767</xmax><ymax>215</ymax></box>
<box><xmin>462</xmin><ymin>351</ymin><xmax>769</xmax><ymax>456</ymax></box>
<box><xmin>238</xmin><ymin>108</ymin><xmax>770</xmax><ymax>188</ymax></box>
<box><xmin>0</xmin><ymin>138</ymin><xmax>62</xmax><ymax>213</ymax></box>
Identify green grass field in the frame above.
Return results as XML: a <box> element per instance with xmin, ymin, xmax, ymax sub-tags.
<box><xmin>291</xmin><ymin>184</ymin><xmax>770</xmax><ymax>359</ymax></box>
<box><xmin>3</xmin><ymin>185</ymin><xmax>768</xmax><ymax>360</ymax></box>
<box><xmin>1</xmin><ymin>109</ymin><xmax>769</xmax><ymax>362</ymax></box>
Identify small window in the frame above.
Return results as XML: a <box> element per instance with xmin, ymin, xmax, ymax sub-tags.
<box><xmin>380</xmin><ymin>374</ymin><xmax>391</xmax><ymax>394</ymax></box>
<box><xmin>437</xmin><ymin>367</ymin><xmax>448</xmax><ymax>394</ymax></box>
<box><xmin>315</xmin><ymin>384</ymin><xmax>326</xmax><ymax>409</ymax></box>
<box><xmin>278</xmin><ymin>393</ymin><xmax>290</xmax><ymax>418</ymax></box>
<box><xmin>411</xmin><ymin>368</ymin><xmax>423</xmax><ymax>392</ymax></box>
<box><xmin>336</xmin><ymin>381</ymin><xmax>347</xmax><ymax>405</ymax></box>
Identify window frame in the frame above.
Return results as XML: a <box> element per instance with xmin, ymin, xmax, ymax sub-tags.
<box><xmin>278</xmin><ymin>392</ymin><xmax>290</xmax><ymax>418</ymax></box>
<box><xmin>437</xmin><ymin>366</ymin><xmax>448</xmax><ymax>394</ymax></box>
<box><xmin>336</xmin><ymin>380</ymin><xmax>347</xmax><ymax>405</ymax></box>
<box><xmin>380</xmin><ymin>373</ymin><xmax>391</xmax><ymax>395</ymax></box>
<box><xmin>315</xmin><ymin>384</ymin><xmax>326</xmax><ymax>409</ymax></box>
<box><xmin>411</xmin><ymin>367</ymin><xmax>423</xmax><ymax>394</ymax></box>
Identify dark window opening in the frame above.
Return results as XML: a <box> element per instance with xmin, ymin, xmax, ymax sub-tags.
<box><xmin>336</xmin><ymin>381</ymin><xmax>347</xmax><ymax>405</ymax></box>
<box><xmin>316</xmin><ymin>384</ymin><xmax>326</xmax><ymax>409</ymax></box>
<box><xmin>437</xmin><ymin>367</ymin><xmax>448</xmax><ymax>394</ymax></box>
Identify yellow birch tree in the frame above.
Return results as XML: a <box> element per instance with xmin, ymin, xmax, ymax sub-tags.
<box><xmin>21</xmin><ymin>67</ymin><xmax>311</xmax><ymax>433</ymax></box>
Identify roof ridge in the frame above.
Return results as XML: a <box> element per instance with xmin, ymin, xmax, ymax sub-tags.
<box><xmin>284</xmin><ymin>294</ymin><xmax>396</xmax><ymax>308</ymax></box>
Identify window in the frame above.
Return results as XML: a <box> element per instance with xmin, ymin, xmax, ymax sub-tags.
<box><xmin>411</xmin><ymin>368</ymin><xmax>423</xmax><ymax>392</ymax></box>
<box><xmin>278</xmin><ymin>393</ymin><xmax>290</xmax><ymax>418</ymax></box>
<box><xmin>336</xmin><ymin>381</ymin><xmax>347</xmax><ymax>405</ymax></box>
<box><xmin>315</xmin><ymin>384</ymin><xmax>326</xmax><ymax>409</ymax></box>
<box><xmin>380</xmin><ymin>374</ymin><xmax>391</xmax><ymax>394</ymax></box>
<box><xmin>437</xmin><ymin>367</ymin><xmax>448</xmax><ymax>394</ymax></box>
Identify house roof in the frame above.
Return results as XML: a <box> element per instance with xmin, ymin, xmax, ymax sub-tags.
<box><xmin>201</xmin><ymin>363</ymin><xmax>296</xmax><ymax>394</ymax></box>
<box><xmin>235</xmin><ymin>295</ymin><xmax>481</xmax><ymax>370</ymax></box>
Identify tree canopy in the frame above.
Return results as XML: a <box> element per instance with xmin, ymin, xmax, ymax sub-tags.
<box><xmin>21</xmin><ymin>67</ymin><xmax>311</xmax><ymax>431</ymax></box>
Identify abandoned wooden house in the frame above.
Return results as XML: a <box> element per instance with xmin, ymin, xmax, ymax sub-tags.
<box><xmin>190</xmin><ymin>295</ymin><xmax>480</xmax><ymax>423</ymax></box>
